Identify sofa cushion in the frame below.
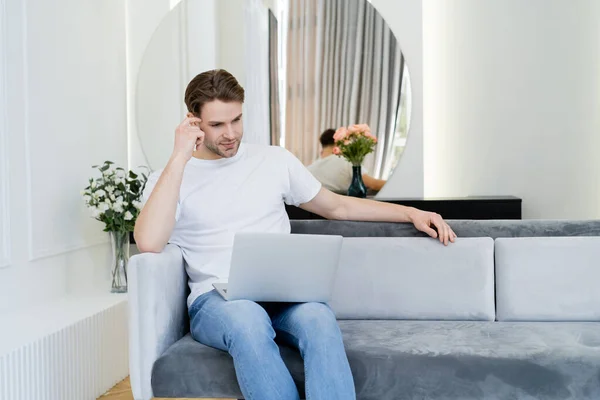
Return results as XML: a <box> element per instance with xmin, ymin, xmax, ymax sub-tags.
<box><xmin>329</xmin><ymin>237</ymin><xmax>495</xmax><ymax>320</ymax></box>
<box><xmin>495</xmin><ymin>237</ymin><xmax>600</xmax><ymax>321</ymax></box>
<box><xmin>152</xmin><ymin>321</ymin><xmax>600</xmax><ymax>399</ymax></box>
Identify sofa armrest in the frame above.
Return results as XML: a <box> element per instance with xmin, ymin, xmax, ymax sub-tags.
<box><xmin>128</xmin><ymin>244</ymin><xmax>188</xmax><ymax>400</ymax></box>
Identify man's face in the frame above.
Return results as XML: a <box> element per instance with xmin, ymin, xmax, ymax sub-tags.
<box><xmin>198</xmin><ymin>100</ymin><xmax>243</xmax><ymax>158</ymax></box>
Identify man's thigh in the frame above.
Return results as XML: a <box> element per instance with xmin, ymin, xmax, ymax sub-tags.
<box><xmin>189</xmin><ymin>290</ymin><xmax>274</xmax><ymax>350</ymax></box>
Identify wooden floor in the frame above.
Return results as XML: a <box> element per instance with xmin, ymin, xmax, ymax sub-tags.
<box><xmin>98</xmin><ymin>376</ymin><xmax>234</xmax><ymax>400</ymax></box>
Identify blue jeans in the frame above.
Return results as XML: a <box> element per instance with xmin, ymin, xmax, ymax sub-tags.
<box><xmin>189</xmin><ymin>290</ymin><xmax>356</xmax><ymax>400</ymax></box>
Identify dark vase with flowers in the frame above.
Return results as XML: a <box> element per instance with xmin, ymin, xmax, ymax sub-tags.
<box><xmin>347</xmin><ymin>165</ymin><xmax>367</xmax><ymax>198</ymax></box>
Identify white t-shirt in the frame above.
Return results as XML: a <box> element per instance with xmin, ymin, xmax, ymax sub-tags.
<box><xmin>307</xmin><ymin>155</ymin><xmax>367</xmax><ymax>194</ymax></box>
<box><xmin>142</xmin><ymin>143</ymin><xmax>322</xmax><ymax>307</ymax></box>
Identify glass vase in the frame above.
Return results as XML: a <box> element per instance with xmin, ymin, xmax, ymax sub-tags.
<box><xmin>347</xmin><ymin>165</ymin><xmax>367</xmax><ymax>198</ymax></box>
<box><xmin>109</xmin><ymin>231</ymin><xmax>129</xmax><ymax>293</ymax></box>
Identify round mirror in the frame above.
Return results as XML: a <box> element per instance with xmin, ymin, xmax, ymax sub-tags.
<box><xmin>135</xmin><ymin>0</ymin><xmax>411</xmax><ymax>186</ymax></box>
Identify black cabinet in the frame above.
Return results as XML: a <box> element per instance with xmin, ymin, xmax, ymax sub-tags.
<box><xmin>286</xmin><ymin>196</ymin><xmax>522</xmax><ymax>220</ymax></box>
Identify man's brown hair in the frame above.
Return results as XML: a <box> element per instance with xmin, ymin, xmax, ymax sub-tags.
<box><xmin>184</xmin><ymin>69</ymin><xmax>245</xmax><ymax>117</ymax></box>
<box><xmin>319</xmin><ymin>129</ymin><xmax>336</xmax><ymax>147</ymax></box>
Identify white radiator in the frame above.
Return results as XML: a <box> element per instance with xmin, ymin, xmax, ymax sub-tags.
<box><xmin>0</xmin><ymin>299</ymin><xmax>129</xmax><ymax>400</ymax></box>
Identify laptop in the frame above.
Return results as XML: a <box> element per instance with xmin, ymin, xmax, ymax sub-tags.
<box><xmin>212</xmin><ymin>232</ymin><xmax>343</xmax><ymax>302</ymax></box>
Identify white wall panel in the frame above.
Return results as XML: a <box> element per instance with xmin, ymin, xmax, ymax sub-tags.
<box><xmin>24</xmin><ymin>0</ymin><xmax>127</xmax><ymax>260</ymax></box>
<box><xmin>0</xmin><ymin>0</ymin><xmax>10</xmax><ymax>268</ymax></box>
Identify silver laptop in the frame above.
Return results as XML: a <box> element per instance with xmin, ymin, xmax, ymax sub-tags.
<box><xmin>213</xmin><ymin>232</ymin><xmax>343</xmax><ymax>302</ymax></box>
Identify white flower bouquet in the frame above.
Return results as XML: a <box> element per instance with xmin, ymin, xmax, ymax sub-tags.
<box><xmin>82</xmin><ymin>161</ymin><xmax>149</xmax><ymax>233</ymax></box>
<box><xmin>81</xmin><ymin>161</ymin><xmax>149</xmax><ymax>293</ymax></box>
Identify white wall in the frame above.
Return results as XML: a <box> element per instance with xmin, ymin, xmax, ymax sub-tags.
<box><xmin>136</xmin><ymin>4</ymin><xmax>196</xmax><ymax>170</ymax></box>
<box><xmin>126</xmin><ymin>0</ymin><xmax>171</xmax><ymax>169</ymax></box>
<box><xmin>217</xmin><ymin>0</ymin><xmax>246</xmax><ymax>86</ymax></box>
<box><xmin>135</xmin><ymin>0</ymin><xmax>220</xmax><ymax>169</ymax></box>
<box><xmin>187</xmin><ymin>0</ymin><xmax>218</xmax><ymax>78</ymax></box>
<box><xmin>242</xmin><ymin>0</ymin><xmax>271</xmax><ymax>146</ymax></box>
<box><xmin>423</xmin><ymin>0</ymin><xmax>600</xmax><ymax>219</ymax></box>
<box><xmin>370</xmin><ymin>0</ymin><xmax>424</xmax><ymax>198</ymax></box>
<box><xmin>0</xmin><ymin>0</ymin><xmax>128</xmax><ymax>312</ymax></box>
<box><xmin>0</xmin><ymin>0</ymin><xmax>10</xmax><ymax>270</ymax></box>
<box><xmin>128</xmin><ymin>0</ymin><xmax>227</xmax><ymax>169</ymax></box>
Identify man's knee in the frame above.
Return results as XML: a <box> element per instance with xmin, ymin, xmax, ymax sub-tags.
<box><xmin>222</xmin><ymin>300</ymin><xmax>275</xmax><ymax>346</ymax></box>
<box><xmin>293</xmin><ymin>302</ymin><xmax>340</xmax><ymax>336</ymax></box>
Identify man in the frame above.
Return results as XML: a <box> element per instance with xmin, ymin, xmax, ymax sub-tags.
<box><xmin>135</xmin><ymin>69</ymin><xmax>456</xmax><ymax>400</ymax></box>
<box><xmin>308</xmin><ymin>128</ymin><xmax>388</xmax><ymax>193</ymax></box>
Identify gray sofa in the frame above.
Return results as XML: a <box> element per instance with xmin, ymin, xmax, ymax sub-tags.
<box><xmin>128</xmin><ymin>219</ymin><xmax>600</xmax><ymax>400</ymax></box>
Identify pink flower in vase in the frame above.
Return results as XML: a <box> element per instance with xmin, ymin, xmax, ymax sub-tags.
<box><xmin>332</xmin><ymin>146</ymin><xmax>341</xmax><ymax>155</ymax></box>
<box><xmin>333</xmin><ymin>127</ymin><xmax>348</xmax><ymax>141</ymax></box>
<box><xmin>348</xmin><ymin>124</ymin><xmax>371</xmax><ymax>135</ymax></box>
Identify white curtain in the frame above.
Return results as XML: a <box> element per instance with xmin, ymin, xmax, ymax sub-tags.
<box><xmin>283</xmin><ymin>0</ymin><xmax>320</xmax><ymax>164</ymax></box>
<box><xmin>243</xmin><ymin>0</ymin><xmax>271</xmax><ymax>145</ymax></box>
<box><xmin>282</xmin><ymin>0</ymin><xmax>404</xmax><ymax>177</ymax></box>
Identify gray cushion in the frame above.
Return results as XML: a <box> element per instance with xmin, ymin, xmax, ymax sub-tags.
<box><xmin>329</xmin><ymin>237</ymin><xmax>495</xmax><ymax>320</ymax></box>
<box><xmin>151</xmin><ymin>321</ymin><xmax>600</xmax><ymax>399</ymax></box>
<box><xmin>291</xmin><ymin>219</ymin><xmax>600</xmax><ymax>238</ymax></box>
<box><xmin>495</xmin><ymin>237</ymin><xmax>600</xmax><ymax>322</ymax></box>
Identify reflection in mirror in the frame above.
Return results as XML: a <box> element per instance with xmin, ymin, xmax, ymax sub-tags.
<box><xmin>135</xmin><ymin>0</ymin><xmax>410</xmax><ymax>187</ymax></box>
<box><xmin>271</xmin><ymin>0</ymin><xmax>411</xmax><ymax>180</ymax></box>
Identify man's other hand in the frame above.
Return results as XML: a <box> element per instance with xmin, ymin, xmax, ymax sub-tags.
<box><xmin>410</xmin><ymin>210</ymin><xmax>457</xmax><ymax>246</ymax></box>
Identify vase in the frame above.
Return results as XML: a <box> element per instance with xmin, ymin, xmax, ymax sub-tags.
<box><xmin>347</xmin><ymin>165</ymin><xmax>367</xmax><ymax>198</ymax></box>
<box><xmin>109</xmin><ymin>231</ymin><xmax>129</xmax><ymax>293</ymax></box>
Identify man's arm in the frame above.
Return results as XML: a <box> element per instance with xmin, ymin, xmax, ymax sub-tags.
<box><xmin>362</xmin><ymin>174</ymin><xmax>386</xmax><ymax>192</ymax></box>
<box><xmin>134</xmin><ymin>156</ymin><xmax>186</xmax><ymax>253</ymax></box>
<box><xmin>134</xmin><ymin>116</ymin><xmax>204</xmax><ymax>253</ymax></box>
<box><xmin>299</xmin><ymin>188</ymin><xmax>456</xmax><ymax>245</ymax></box>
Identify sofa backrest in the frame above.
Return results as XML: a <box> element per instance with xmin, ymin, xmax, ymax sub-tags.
<box><xmin>292</xmin><ymin>220</ymin><xmax>600</xmax><ymax>322</ymax></box>
<box><xmin>495</xmin><ymin>237</ymin><xmax>600</xmax><ymax>321</ymax></box>
<box><xmin>329</xmin><ymin>237</ymin><xmax>495</xmax><ymax>321</ymax></box>
<box><xmin>291</xmin><ymin>219</ymin><xmax>600</xmax><ymax>238</ymax></box>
